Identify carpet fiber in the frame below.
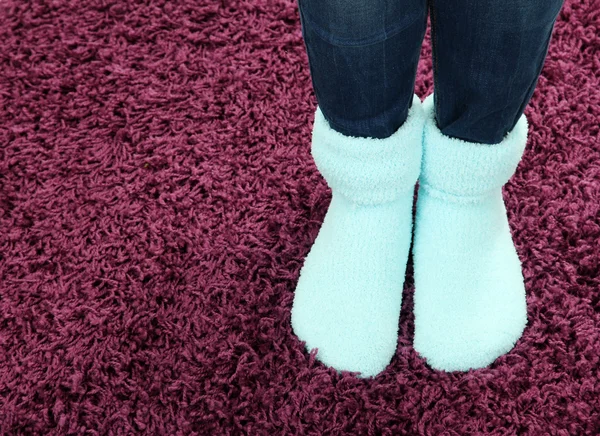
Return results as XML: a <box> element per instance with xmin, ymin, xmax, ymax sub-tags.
<box><xmin>1</xmin><ymin>0</ymin><xmax>599</xmax><ymax>434</ymax></box>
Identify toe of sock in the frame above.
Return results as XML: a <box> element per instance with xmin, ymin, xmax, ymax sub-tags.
<box><xmin>291</xmin><ymin>296</ymin><xmax>401</xmax><ymax>377</ymax></box>
<box><xmin>413</xmin><ymin>302</ymin><xmax>528</xmax><ymax>372</ymax></box>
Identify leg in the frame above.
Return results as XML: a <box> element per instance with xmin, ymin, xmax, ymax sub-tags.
<box><xmin>292</xmin><ymin>0</ymin><xmax>428</xmax><ymax>377</ymax></box>
<box><xmin>297</xmin><ymin>0</ymin><xmax>427</xmax><ymax>138</ymax></box>
<box><xmin>412</xmin><ymin>0</ymin><xmax>564</xmax><ymax>371</ymax></box>
<box><xmin>429</xmin><ymin>0</ymin><xmax>563</xmax><ymax>144</ymax></box>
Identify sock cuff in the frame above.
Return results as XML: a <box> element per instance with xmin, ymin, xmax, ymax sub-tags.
<box><xmin>420</xmin><ymin>94</ymin><xmax>528</xmax><ymax>200</ymax></box>
<box><xmin>310</xmin><ymin>94</ymin><xmax>424</xmax><ymax>205</ymax></box>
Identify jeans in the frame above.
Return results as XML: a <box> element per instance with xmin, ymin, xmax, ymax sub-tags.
<box><xmin>297</xmin><ymin>0</ymin><xmax>563</xmax><ymax>144</ymax></box>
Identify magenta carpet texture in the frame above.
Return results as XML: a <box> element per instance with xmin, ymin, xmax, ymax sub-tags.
<box><xmin>1</xmin><ymin>0</ymin><xmax>599</xmax><ymax>434</ymax></box>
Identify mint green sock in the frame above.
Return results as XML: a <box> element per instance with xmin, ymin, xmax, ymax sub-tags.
<box><xmin>412</xmin><ymin>94</ymin><xmax>529</xmax><ymax>372</ymax></box>
<box><xmin>291</xmin><ymin>95</ymin><xmax>425</xmax><ymax>378</ymax></box>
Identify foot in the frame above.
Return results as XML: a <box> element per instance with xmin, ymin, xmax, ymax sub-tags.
<box><xmin>291</xmin><ymin>95</ymin><xmax>424</xmax><ymax>377</ymax></box>
<box><xmin>412</xmin><ymin>94</ymin><xmax>529</xmax><ymax>372</ymax></box>
<box><xmin>292</xmin><ymin>192</ymin><xmax>414</xmax><ymax>377</ymax></box>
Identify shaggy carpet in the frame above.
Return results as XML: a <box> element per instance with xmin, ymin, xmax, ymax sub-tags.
<box><xmin>1</xmin><ymin>0</ymin><xmax>599</xmax><ymax>434</ymax></box>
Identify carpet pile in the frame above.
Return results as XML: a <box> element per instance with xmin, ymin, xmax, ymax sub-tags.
<box><xmin>0</xmin><ymin>0</ymin><xmax>599</xmax><ymax>433</ymax></box>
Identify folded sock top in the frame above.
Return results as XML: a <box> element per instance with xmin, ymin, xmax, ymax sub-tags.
<box><xmin>310</xmin><ymin>94</ymin><xmax>425</xmax><ymax>206</ymax></box>
<box><xmin>420</xmin><ymin>94</ymin><xmax>528</xmax><ymax>202</ymax></box>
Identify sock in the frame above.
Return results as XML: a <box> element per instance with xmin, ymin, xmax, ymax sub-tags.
<box><xmin>291</xmin><ymin>95</ymin><xmax>424</xmax><ymax>378</ymax></box>
<box><xmin>412</xmin><ymin>94</ymin><xmax>529</xmax><ymax>372</ymax></box>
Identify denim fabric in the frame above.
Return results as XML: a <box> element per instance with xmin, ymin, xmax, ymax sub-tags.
<box><xmin>297</xmin><ymin>0</ymin><xmax>563</xmax><ymax>143</ymax></box>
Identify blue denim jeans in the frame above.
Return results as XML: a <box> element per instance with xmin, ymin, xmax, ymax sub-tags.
<box><xmin>297</xmin><ymin>0</ymin><xmax>563</xmax><ymax>144</ymax></box>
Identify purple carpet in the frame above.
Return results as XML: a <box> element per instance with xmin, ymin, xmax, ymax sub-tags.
<box><xmin>1</xmin><ymin>0</ymin><xmax>599</xmax><ymax>434</ymax></box>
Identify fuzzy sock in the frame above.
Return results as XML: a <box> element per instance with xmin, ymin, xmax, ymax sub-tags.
<box><xmin>291</xmin><ymin>95</ymin><xmax>424</xmax><ymax>378</ymax></box>
<box><xmin>412</xmin><ymin>94</ymin><xmax>529</xmax><ymax>372</ymax></box>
